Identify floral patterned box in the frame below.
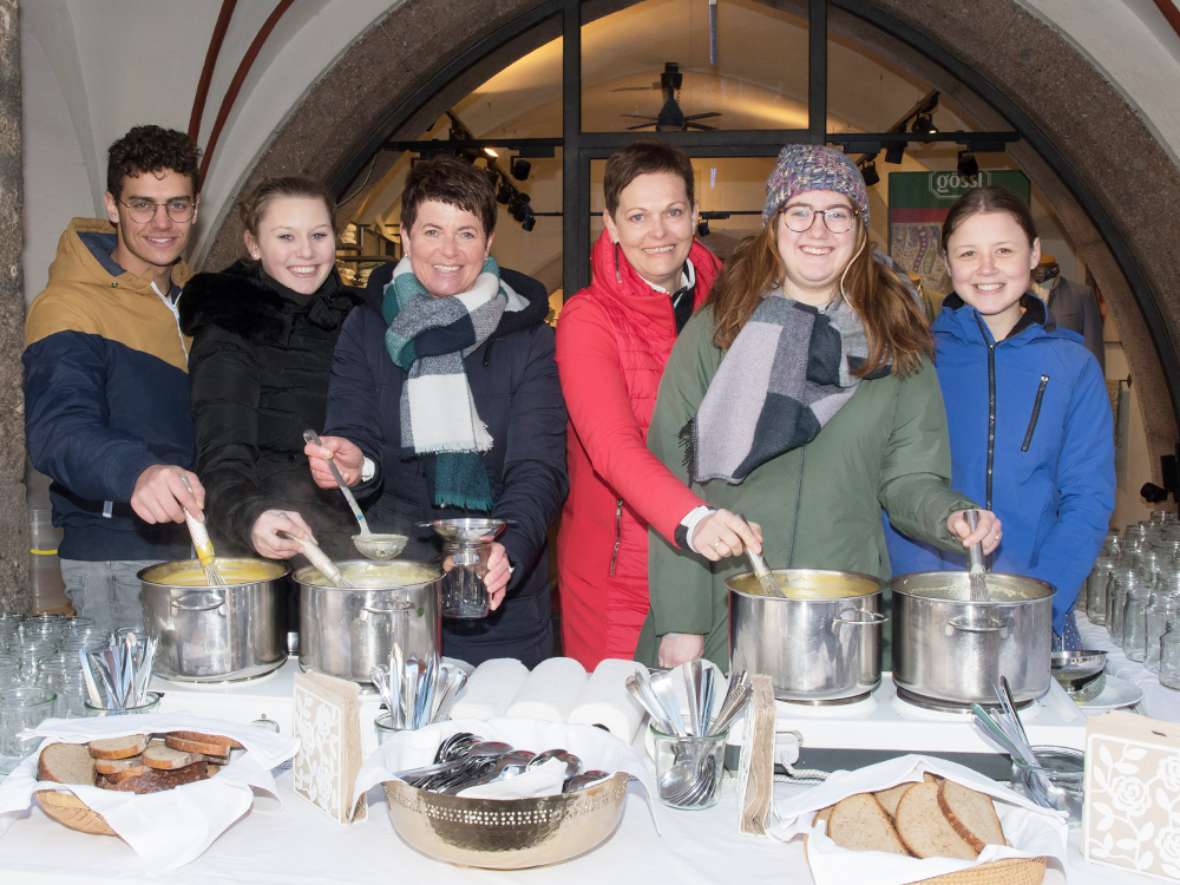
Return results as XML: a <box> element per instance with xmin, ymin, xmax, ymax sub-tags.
<box><xmin>1084</xmin><ymin>710</ymin><xmax>1180</xmax><ymax>880</ymax></box>
<box><xmin>292</xmin><ymin>670</ymin><xmax>366</xmax><ymax>824</ymax></box>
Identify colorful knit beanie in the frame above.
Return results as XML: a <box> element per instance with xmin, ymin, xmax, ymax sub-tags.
<box><xmin>762</xmin><ymin>144</ymin><xmax>869</xmax><ymax>227</ymax></box>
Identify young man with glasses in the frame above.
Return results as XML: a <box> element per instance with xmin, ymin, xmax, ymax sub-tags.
<box><xmin>23</xmin><ymin>125</ymin><xmax>207</xmax><ymax>634</ymax></box>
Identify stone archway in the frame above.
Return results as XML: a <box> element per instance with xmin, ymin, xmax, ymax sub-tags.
<box><xmin>204</xmin><ymin>0</ymin><xmax>1180</xmax><ymax>483</ymax></box>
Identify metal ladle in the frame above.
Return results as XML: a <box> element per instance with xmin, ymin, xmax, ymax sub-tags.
<box><xmin>965</xmin><ymin>509</ymin><xmax>989</xmax><ymax>602</ymax></box>
<box><xmin>302</xmin><ymin>429</ymin><xmax>407</xmax><ymax>560</ymax></box>
<box><xmin>283</xmin><ymin>532</ymin><xmax>351</xmax><ymax>588</ymax></box>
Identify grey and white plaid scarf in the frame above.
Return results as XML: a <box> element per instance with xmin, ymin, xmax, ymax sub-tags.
<box><xmin>685</xmin><ymin>291</ymin><xmax>888</xmax><ymax>484</ymax></box>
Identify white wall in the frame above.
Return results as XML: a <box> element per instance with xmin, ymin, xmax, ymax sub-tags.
<box><xmin>20</xmin><ymin>0</ymin><xmax>393</xmax><ymax>297</ymax></box>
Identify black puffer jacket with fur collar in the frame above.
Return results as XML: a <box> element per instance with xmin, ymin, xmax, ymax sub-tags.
<box><xmin>180</xmin><ymin>261</ymin><xmax>364</xmax><ymax>558</ymax></box>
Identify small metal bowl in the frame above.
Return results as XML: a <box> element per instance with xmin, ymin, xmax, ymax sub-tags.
<box><xmin>1051</xmin><ymin>650</ymin><xmax>1107</xmax><ymax>696</ymax></box>
<box><xmin>382</xmin><ymin>772</ymin><xmax>629</xmax><ymax>869</ymax></box>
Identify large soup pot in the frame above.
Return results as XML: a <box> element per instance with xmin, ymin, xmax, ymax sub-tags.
<box><xmin>140</xmin><ymin>558</ymin><xmax>289</xmax><ymax>682</ymax></box>
<box><xmin>728</xmin><ymin>569</ymin><xmax>886</xmax><ymax>703</ymax></box>
<box><xmin>891</xmin><ymin>571</ymin><xmax>1053</xmax><ymax>710</ymax></box>
<box><xmin>296</xmin><ymin>560</ymin><xmax>442</xmax><ymax>683</ymax></box>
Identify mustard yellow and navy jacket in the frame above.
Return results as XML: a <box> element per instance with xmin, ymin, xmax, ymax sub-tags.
<box><xmin>23</xmin><ymin>218</ymin><xmax>194</xmax><ymax>560</ymax></box>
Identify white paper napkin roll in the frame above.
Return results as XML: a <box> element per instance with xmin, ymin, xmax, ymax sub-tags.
<box><xmin>568</xmin><ymin>658</ymin><xmax>645</xmax><ymax>743</ymax></box>
<box><xmin>448</xmin><ymin>657</ymin><xmax>530</xmax><ymax>720</ymax></box>
<box><xmin>504</xmin><ymin>657</ymin><xmax>588</xmax><ymax>721</ymax></box>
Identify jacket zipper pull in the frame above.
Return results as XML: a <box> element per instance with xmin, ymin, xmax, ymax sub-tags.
<box><xmin>608</xmin><ymin>497</ymin><xmax>623</xmax><ymax>576</ymax></box>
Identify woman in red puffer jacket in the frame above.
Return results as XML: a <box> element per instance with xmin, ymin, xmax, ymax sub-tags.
<box><xmin>555</xmin><ymin>142</ymin><xmax>762</xmax><ymax>669</ymax></box>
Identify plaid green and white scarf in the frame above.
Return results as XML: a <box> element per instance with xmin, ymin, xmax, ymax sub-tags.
<box><xmin>382</xmin><ymin>256</ymin><xmax>527</xmax><ymax>510</ymax></box>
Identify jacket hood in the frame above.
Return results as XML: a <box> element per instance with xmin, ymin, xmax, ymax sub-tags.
<box><xmin>935</xmin><ymin>292</ymin><xmax>1058</xmax><ymax>347</ymax></box>
<box><xmin>179</xmin><ymin>260</ymin><xmax>362</xmax><ymax>341</ymax></box>
<box><xmin>585</xmin><ymin>228</ymin><xmax>720</xmax><ymax>315</ymax></box>
<box><xmin>49</xmin><ymin>217</ymin><xmax>193</xmax><ymax>293</ymax></box>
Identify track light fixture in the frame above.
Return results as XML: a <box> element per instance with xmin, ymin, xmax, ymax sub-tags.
<box><xmin>696</xmin><ymin>219</ymin><xmax>710</xmax><ymax>238</ymax></box>
<box><xmin>510</xmin><ymin>157</ymin><xmax>532</xmax><ymax>181</ymax></box>
<box><xmin>860</xmin><ymin>160</ymin><xmax>880</xmax><ymax>186</ymax></box>
<box><xmin>911</xmin><ymin>113</ymin><xmax>938</xmax><ymax>135</ymax></box>
<box><xmin>885</xmin><ymin>142</ymin><xmax>905</xmax><ymax>165</ymax></box>
<box><xmin>957</xmin><ymin>151</ymin><xmax>979</xmax><ymax>178</ymax></box>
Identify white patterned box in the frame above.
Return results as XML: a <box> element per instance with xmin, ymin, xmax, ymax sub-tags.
<box><xmin>1084</xmin><ymin>711</ymin><xmax>1180</xmax><ymax>880</ymax></box>
<box><xmin>292</xmin><ymin>671</ymin><xmax>366</xmax><ymax>824</ymax></box>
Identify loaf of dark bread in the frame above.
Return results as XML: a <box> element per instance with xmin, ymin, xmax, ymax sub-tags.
<box><xmin>104</xmin><ymin>760</ymin><xmax>210</xmax><ymax>794</ymax></box>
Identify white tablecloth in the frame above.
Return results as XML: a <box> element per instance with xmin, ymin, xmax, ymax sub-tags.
<box><xmin>0</xmin><ymin>764</ymin><xmax>1165</xmax><ymax>884</ymax></box>
<box><xmin>1075</xmin><ymin>612</ymin><xmax>1180</xmax><ymax>721</ymax></box>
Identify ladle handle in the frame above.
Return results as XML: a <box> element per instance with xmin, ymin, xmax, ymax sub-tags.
<box><xmin>303</xmin><ymin>428</ymin><xmax>370</xmax><ymax>535</ymax></box>
<box><xmin>965</xmin><ymin>509</ymin><xmax>986</xmax><ymax>575</ymax></box>
<box><xmin>293</xmin><ymin>535</ymin><xmax>347</xmax><ymax>588</ymax></box>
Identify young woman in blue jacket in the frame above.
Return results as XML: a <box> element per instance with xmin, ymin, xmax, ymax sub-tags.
<box><xmin>886</xmin><ymin>186</ymin><xmax>1114</xmax><ymax>646</ymax></box>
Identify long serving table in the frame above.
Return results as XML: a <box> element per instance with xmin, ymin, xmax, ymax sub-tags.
<box><xmin>0</xmin><ymin>650</ymin><xmax>1176</xmax><ymax>884</ymax></box>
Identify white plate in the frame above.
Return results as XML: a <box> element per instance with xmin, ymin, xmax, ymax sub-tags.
<box><xmin>1075</xmin><ymin>673</ymin><xmax>1144</xmax><ymax>713</ymax></box>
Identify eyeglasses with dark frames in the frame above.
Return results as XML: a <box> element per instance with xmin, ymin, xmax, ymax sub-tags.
<box><xmin>119</xmin><ymin>197</ymin><xmax>196</xmax><ymax>224</ymax></box>
<box><xmin>781</xmin><ymin>204</ymin><xmax>858</xmax><ymax>234</ymax></box>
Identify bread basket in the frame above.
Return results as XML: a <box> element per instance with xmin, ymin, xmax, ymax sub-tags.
<box><xmin>34</xmin><ymin>789</ymin><xmax>116</xmax><ymax>837</ymax></box>
<box><xmin>916</xmin><ymin>856</ymin><xmax>1047</xmax><ymax>884</ymax></box>
<box><xmin>382</xmin><ymin>772</ymin><xmax>630</xmax><ymax>869</ymax></box>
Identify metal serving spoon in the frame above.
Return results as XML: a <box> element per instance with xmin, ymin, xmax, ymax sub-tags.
<box><xmin>303</xmin><ymin>429</ymin><xmax>407</xmax><ymax>560</ymax></box>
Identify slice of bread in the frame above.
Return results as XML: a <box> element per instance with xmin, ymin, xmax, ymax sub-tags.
<box><xmin>105</xmin><ymin>761</ymin><xmax>210</xmax><ymax>794</ymax></box>
<box><xmin>143</xmin><ymin>744</ymin><xmax>203</xmax><ymax>771</ymax></box>
<box><xmin>93</xmin><ymin>755</ymin><xmax>142</xmax><ymax>775</ymax></box>
<box><xmin>87</xmin><ymin>734</ymin><xmax>147</xmax><ymax>760</ymax></box>
<box><xmin>938</xmin><ymin>780</ymin><xmax>1006</xmax><ymax>852</ymax></box>
<box><xmin>38</xmin><ymin>742</ymin><xmax>96</xmax><ymax>786</ymax></box>
<box><xmin>874</xmin><ymin>782</ymin><xmax>914</xmax><ymax>818</ymax></box>
<box><xmin>163</xmin><ymin>731</ymin><xmax>240</xmax><ymax>757</ymax></box>
<box><xmin>828</xmin><ymin>793</ymin><xmax>910</xmax><ymax>856</ymax></box>
<box><xmin>895</xmin><ymin>782</ymin><xmax>978</xmax><ymax>860</ymax></box>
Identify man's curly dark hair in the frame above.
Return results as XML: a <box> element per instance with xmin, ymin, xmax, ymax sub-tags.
<box><xmin>106</xmin><ymin>125</ymin><xmax>201</xmax><ymax>200</ymax></box>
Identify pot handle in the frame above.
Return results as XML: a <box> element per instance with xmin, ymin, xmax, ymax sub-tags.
<box><xmin>835</xmin><ymin>609</ymin><xmax>888</xmax><ymax>627</ymax></box>
<box><xmin>361</xmin><ymin>602</ymin><xmax>413</xmax><ymax>616</ymax></box>
<box><xmin>171</xmin><ymin>591</ymin><xmax>226</xmax><ymax>614</ymax></box>
<box><xmin>948</xmin><ymin>614</ymin><xmax>1008</xmax><ymax>634</ymax></box>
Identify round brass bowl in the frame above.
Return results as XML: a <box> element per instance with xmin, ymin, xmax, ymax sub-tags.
<box><xmin>382</xmin><ymin>772</ymin><xmax>629</xmax><ymax>869</ymax></box>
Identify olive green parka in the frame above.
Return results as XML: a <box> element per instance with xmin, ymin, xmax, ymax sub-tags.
<box><xmin>634</xmin><ymin>304</ymin><xmax>974</xmax><ymax>669</ymax></box>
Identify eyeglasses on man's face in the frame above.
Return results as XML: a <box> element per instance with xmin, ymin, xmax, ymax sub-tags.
<box><xmin>782</xmin><ymin>204</ymin><xmax>857</xmax><ymax>234</ymax></box>
<box><xmin>119</xmin><ymin>197</ymin><xmax>196</xmax><ymax>224</ymax></box>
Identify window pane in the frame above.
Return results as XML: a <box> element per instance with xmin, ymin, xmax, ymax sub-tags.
<box><xmin>582</xmin><ymin>0</ymin><xmax>808</xmax><ymax>132</ymax></box>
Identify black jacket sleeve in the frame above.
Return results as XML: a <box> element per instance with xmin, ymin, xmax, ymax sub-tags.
<box><xmin>492</xmin><ymin>323</ymin><xmax>568</xmax><ymax>592</ymax></box>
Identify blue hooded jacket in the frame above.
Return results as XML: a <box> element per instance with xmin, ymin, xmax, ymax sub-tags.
<box><xmin>885</xmin><ymin>294</ymin><xmax>1114</xmax><ymax>633</ymax></box>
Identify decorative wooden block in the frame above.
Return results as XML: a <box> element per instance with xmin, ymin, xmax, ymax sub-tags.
<box><xmin>1084</xmin><ymin>711</ymin><xmax>1180</xmax><ymax>880</ymax></box>
<box><xmin>292</xmin><ymin>671</ymin><xmax>366</xmax><ymax>824</ymax></box>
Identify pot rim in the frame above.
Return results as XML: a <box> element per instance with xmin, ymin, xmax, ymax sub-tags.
<box><xmin>293</xmin><ymin>559</ymin><xmax>442</xmax><ymax>590</ymax></box>
<box><xmin>726</xmin><ymin>567</ymin><xmax>882</xmax><ymax>602</ymax></box>
<box><xmin>138</xmin><ymin>557</ymin><xmax>289</xmax><ymax>588</ymax></box>
<box><xmin>890</xmin><ymin>570</ymin><xmax>1054</xmax><ymax>603</ymax></box>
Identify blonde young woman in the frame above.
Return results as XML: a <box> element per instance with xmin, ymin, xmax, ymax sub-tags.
<box><xmin>637</xmin><ymin>144</ymin><xmax>1001</xmax><ymax>669</ymax></box>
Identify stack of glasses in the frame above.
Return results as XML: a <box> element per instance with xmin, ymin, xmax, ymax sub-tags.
<box><xmin>1082</xmin><ymin>510</ymin><xmax>1180</xmax><ymax>689</ymax></box>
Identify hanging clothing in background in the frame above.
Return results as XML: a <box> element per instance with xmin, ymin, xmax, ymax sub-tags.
<box><xmin>1032</xmin><ymin>265</ymin><xmax>1105</xmax><ymax>374</ymax></box>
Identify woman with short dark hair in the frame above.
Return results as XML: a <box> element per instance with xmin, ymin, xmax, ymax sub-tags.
<box><xmin>555</xmin><ymin>141</ymin><xmax>758</xmax><ymax>669</ymax></box>
<box><xmin>306</xmin><ymin>156</ymin><xmax>567</xmax><ymax>667</ymax></box>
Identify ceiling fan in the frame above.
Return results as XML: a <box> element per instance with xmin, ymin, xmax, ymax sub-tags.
<box><xmin>614</xmin><ymin>62</ymin><xmax>722</xmax><ymax>132</ymax></box>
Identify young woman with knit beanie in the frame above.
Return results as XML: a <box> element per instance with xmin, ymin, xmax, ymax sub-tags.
<box><xmin>636</xmin><ymin>143</ymin><xmax>1003</xmax><ymax>670</ymax></box>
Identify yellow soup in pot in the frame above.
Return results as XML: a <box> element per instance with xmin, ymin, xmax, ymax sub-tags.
<box><xmin>145</xmin><ymin>559</ymin><xmax>286</xmax><ymax>587</ymax></box>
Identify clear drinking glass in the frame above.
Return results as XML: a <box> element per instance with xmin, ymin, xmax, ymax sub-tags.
<box><xmin>1010</xmin><ymin>745</ymin><xmax>1085</xmax><ymax>826</ymax></box>
<box><xmin>651</xmin><ymin>726</ymin><xmax>727</xmax><ymax>810</ymax></box>
<box><xmin>440</xmin><ymin>544</ymin><xmax>492</xmax><ymax>619</ymax></box>
<box><xmin>1161</xmin><ymin>626</ymin><xmax>1180</xmax><ymax>690</ymax></box>
<box><xmin>84</xmin><ymin>690</ymin><xmax>162</xmax><ymax>717</ymax></box>
<box><xmin>1107</xmin><ymin>564</ymin><xmax>1140</xmax><ymax>641</ymax></box>
<box><xmin>1086</xmin><ymin>555</ymin><xmax>1114</xmax><ymax>624</ymax></box>
<box><xmin>1122</xmin><ymin>582</ymin><xmax>1151</xmax><ymax>662</ymax></box>
<box><xmin>0</xmin><ymin>686</ymin><xmax>56</xmax><ymax>774</ymax></box>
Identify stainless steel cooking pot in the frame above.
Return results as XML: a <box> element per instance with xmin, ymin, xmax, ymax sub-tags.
<box><xmin>891</xmin><ymin>571</ymin><xmax>1053</xmax><ymax>710</ymax></box>
<box><xmin>296</xmin><ymin>560</ymin><xmax>442</xmax><ymax>683</ymax></box>
<box><xmin>728</xmin><ymin>569</ymin><xmax>886</xmax><ymax>704</ymax></box>
<box><xmin>140</xmin><ymin>558</ymin><xmax>289</xmax><ymax>682</ymax></box>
